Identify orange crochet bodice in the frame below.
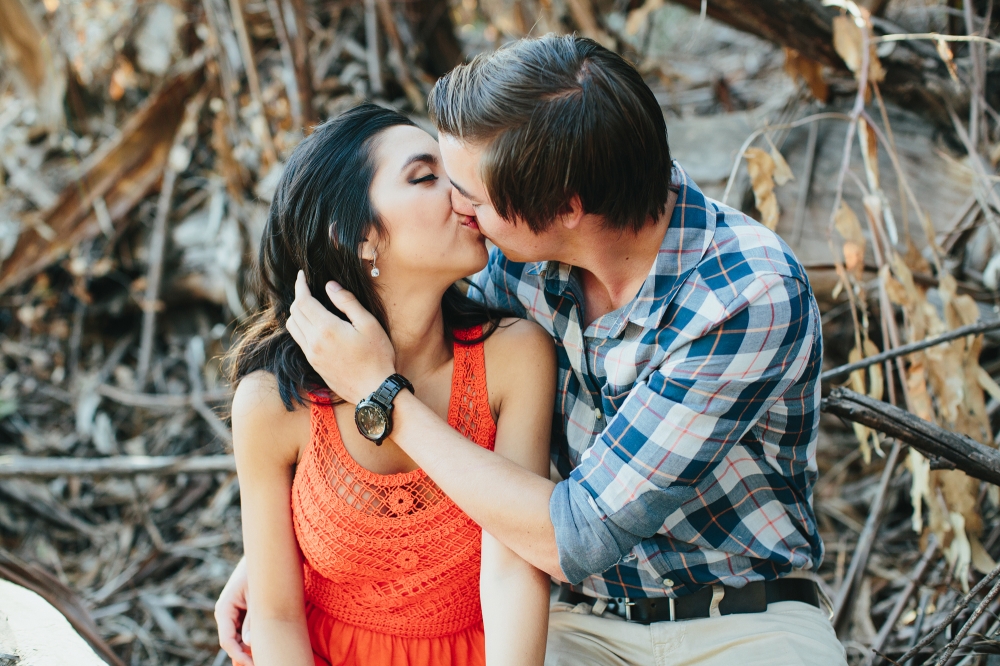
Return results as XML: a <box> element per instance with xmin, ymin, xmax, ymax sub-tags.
<box><xmin>291</xmin><ymin>327</ymin><xmax>496</xmax><ymax>639</ymax></box>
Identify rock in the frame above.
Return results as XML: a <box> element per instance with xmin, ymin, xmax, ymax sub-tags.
<box><xmin>0</xmin><ymin>580</ymin><xmax>105</xmax><ymax>666</ymax></box>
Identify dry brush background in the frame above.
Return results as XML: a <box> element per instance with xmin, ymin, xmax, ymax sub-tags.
<box><xmin>2</xmin><ymin>0</ymin><xmax>1000</xmax><ymax>664</ymax></box>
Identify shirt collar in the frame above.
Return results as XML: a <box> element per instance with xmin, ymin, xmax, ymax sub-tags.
<box><xmin>528</xmin><ymin>162</ymin><xmax>716</xmax><ymax>336</ymax></box>
<box><xmin>621</xmin><ymin>162</ymin><xmax>716</xmax><ymax>332</ymax></box>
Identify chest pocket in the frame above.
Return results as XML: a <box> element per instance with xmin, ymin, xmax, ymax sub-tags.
<box><xmin>600</xmin><ymin>386</ymin><xmax>632</xmax><ymax>420</ymax></box>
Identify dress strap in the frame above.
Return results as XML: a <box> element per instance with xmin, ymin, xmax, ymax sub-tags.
<box><xmin>449</xmin><ymin>326</ymin><xmax>496</xmax><ymax>451</ymax></box>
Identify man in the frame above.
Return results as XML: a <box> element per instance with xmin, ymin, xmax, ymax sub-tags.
<box><xmin>218</xmin><ymin>35</ymin><xmax>846</xmax><ymax>665</ymax></box>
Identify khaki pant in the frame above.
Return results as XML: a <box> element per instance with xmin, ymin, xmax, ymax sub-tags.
<box><xmin>545</xmin><ymin>599</ymin><xmax>847</xmax><ymax>666</ymax></box>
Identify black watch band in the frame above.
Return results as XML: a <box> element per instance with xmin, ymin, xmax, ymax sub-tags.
<box><xmin>354</xmin><ymin>373</ymin><xmax>414</xmax><ymax>445</ymax></box>
<box><xmin>370</xmin><ymin>373</ymin><xmax>414</xmax><ymax>409</ymax></box>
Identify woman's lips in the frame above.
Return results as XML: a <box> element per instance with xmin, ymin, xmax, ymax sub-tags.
<box><xmin>460</xmin><ymin>216</ymin><xmax>480</xmax><ymax>231</ymax></box>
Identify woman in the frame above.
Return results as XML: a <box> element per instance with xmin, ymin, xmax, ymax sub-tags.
<box><xmin>225</xmin><ymin>104</ymin><xmax>554</xmax><ymax>666</ymax></box>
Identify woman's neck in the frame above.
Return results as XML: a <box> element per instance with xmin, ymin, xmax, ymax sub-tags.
<box><xmin>380</xmin><ymin>282</ymin><xmax>452</xmax><ymax>387</ymax></box>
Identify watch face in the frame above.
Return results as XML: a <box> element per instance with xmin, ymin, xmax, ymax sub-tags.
<box><xmin>356</xmin><ymin>403</ymin><xmax>388</xmax><ymax>440</ymax></box>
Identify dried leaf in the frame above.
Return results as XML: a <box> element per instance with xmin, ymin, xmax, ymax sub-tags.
<box><xmin>880</xmin><ymin>264</ymin><xmax>908</xmax><ymax>306</ymax></box>
<box><xmin>834</xmin><ymin>202</ymin><xmax>866</xmax><ymax>279</ymax></box>
<box><xmin>783</xmin><ymin>47</ymin><xmax>829</xmax><ymax>103</ymax></box>
<box><xmin>832</xmin><ymin>14</ymin><xmax>885</xmax><ymax>84</ymax></box>
<box><xmin>936</xmin><ymin>38</ymin><xmax>959</xmax><ymax>82</ymax></box>
<box><xmin>744</xmin><ymin>147</ymin><xmax>780</xmax><ymax>230</ymax></box>
<box><xmin>864</xmin><ymin>338</ymin><xmax>883</xmax><ymax>403</ymax></box>
<box><xmin>948</xmin><ymin>510</ymin><xmax>973</xmax><ymax>591</ymax></box>
<box><xmin>977</xmin><ymin>365</ymin><xmax>1000</xmax><ymax>403</ymax></box>
<box><xmin>908</xmin><ymin>449</ymin><xmax>931</xmax><ymax>532</ymax></box>
<box><xmin>769</xmin><ymin>143</ymin><xmax>794</xmax><ymax>187</ymax></box>
<box><xmin>848</xmin><ymin>343</ymin><xmax>880</xmax><ymax>463</ymax></box>
<box><xmin>971</xmin><ymin>535</ymin><xmax>997</xmax><ymax>574</ymax></box>
<box><xmin>625</xmin><ymin>0</ymin><xmax>664</xmax><ymax>35</ymax></box>
<box><xmin>858</xmin><ymin>117</ymin><xmax>879</xmax><ymax>190</ymax></box>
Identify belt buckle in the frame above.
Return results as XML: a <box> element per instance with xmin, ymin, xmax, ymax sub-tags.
<box><xmin>622</xmin><ymin>597</ymin><xmax>635</xmax><ymax>621</ymax></box>
<box><xmin>668</xmin><ymin>596</ymin><xmax>676</xmax><ymax>621</ymax></box>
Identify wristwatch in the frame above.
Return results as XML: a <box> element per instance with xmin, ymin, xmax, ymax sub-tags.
<box><xmin>354</xmin><ymin>374</ymin><xmax>414</xmax><ymax>445</ymax></box>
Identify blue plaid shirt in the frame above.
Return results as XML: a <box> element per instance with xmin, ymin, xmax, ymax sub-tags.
<box><xmin>473</xmin><ymin>163</ymin><xmax>824</xmax><ymax>599</ymax></box>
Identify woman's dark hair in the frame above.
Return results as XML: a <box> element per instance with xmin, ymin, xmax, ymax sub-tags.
<box><xmin>227</xmin><ymin>103</ymin><xmax>509</xmax><ymax>410</ymax></box>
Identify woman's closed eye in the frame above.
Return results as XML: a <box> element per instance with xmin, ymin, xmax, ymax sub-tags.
<box><xmin>409</xmin><ymin>173</ymin><xmax>438</xmax><ymax>185</ymax></box>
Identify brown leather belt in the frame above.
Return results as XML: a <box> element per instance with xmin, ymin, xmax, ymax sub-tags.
<box><xmin>558</xmin><ymin>579</ymin><xmax>820</xmax><ymax>625</ymax></box>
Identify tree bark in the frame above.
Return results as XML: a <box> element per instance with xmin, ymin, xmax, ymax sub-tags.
<box><xmin>668</xmin><ymin>0</ymin><xmax>965</xmax><ymax>127</ymax></box>
<box><xmin>404</xmin><ymin>0</ymin><xmax>464</xmax><ymax>77</ymax></box>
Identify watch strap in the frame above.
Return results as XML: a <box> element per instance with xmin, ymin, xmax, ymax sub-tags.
<box><xmin>370</xmin><ymin>373</ymin><xmax>414</xmax><ymax>410</ymax></box>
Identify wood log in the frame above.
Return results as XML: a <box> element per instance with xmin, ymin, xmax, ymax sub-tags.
<box><xmin>667</xmin><ymin>0</ymin><xmax>964</xmax><ymax>126</ymax></box>
<box><xmin>821</xmin><ymin>387</ymin><xmax>1000</xmax><ymax>486</ymax></box>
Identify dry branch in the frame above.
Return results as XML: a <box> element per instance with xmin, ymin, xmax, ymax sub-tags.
<box><xmin>0</xmin><ymin>455</ymin><xmax>236</xmax><ymax>478</ymax></box>
<box><xmin>821</xmin><ymin>319</ymin><xmax>1000</xmax><ymax>381</ymax></box>
<box><xmin>821</xmin><ymin>388</ymin><xmax>1000</xmax><ymax>486</ymax></box>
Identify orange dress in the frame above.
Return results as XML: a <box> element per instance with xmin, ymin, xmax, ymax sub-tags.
<box><xmin>291</xmin><ymin>327</ymin><xmax>495</xmax><ymax>666</ymax></box>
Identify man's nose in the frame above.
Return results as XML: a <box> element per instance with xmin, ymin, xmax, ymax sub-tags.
<box><xmin>450</xmin><ymin>187</ymin><xmax>475</xmax><ymax>215</ymax></box>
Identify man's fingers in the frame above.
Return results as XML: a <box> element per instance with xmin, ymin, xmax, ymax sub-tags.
<box><xmin>326</xmin><ymin>282</ymin><xmax>377</xmax><ymax>329</ymax></box>
<box><xmin>286</xmin><ymin>311</ymin><xmax>307</xmax><ymax>350</ymax></box>
<box><xmin>242</xmin><ymin>611</ymin><xmax>252</xmax><ymax>646</ymax></box>
<box><xmin>294</xmin><ymin>270</ymin><xmax>348</xmax><ymax>330</ymax></box>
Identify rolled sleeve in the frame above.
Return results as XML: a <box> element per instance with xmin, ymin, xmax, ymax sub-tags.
<box><xmin>549</xmin><ymin>274</ymin><xmax>818</xmax><ymax>581</ymax></box>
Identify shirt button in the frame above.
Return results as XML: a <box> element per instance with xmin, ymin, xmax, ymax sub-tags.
<box><xmin>664</xmin><ymin>579</ymin><xmax>675</xmax><ymax>587</ymax></box>
<box><xmin>594</xmin><ymin>408</ymin><xmax>602</xmax><ymax>420</ymax></box>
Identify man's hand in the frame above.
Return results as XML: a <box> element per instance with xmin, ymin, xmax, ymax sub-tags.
<box><xmin>215</xmin><ymin>557</ymin><xmax>253</xmax><ymax>666</ymax></box>
<box><xmin>286</xmin><ymin>271</ymin><xmax>396</xmax><ymax>404</ymax></box>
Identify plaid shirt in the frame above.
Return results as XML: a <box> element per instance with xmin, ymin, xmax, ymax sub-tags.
<box><xmin>472</xmin><ymin>163</ymin><xmax>824</xmax><ymax>599</ymax></box>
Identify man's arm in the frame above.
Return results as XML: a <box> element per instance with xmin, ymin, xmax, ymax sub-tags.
<box><xmin>286</xmin><ymin>271</ymin><xmax>819</xmax><ymax>583</ymax></box>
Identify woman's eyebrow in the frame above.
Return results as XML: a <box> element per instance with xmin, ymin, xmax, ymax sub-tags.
<box><xmin>401</xmin><ymin>153</ymin><xmax>438</xmax><ymax>170</ymax></box>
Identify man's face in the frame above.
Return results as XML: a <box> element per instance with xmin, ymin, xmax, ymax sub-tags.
<box><xmin>438</xmin><ymin>133</ymin><xmax>552</xmax><ymax>264</ymax></box>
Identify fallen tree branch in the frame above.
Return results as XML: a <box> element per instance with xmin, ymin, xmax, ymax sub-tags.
<box><xmin>0</xmin><ymin>60</ymin><xmax>205</xmax><ymax>293</ymax></box>
<box><xmin>0</xmin><ymin>455</ymin><xmax>236</xmax><ymax>478</ymax></box>
<box><xmin>866</xmin><ymin>536</ymin><xmax>938</xmax><ymax>666</ymax></box>
<box><xmin>894</xmin><ymin>558</ymin><xmax>1000</xmax><ymax>665</ymax></box>
<box><xmin>821</xmin><ymin>319</ymin><xmax>1000</xmax><ymax>382</ymax></box>
<box><xmin>833</xmin><ymin>440</ymin><xmax>902</xmax><ymax>633</ymax></box>
<box><xmin>821</xmin><ymin>388</ymin><xmax>1000</xmax><ymax>486</ymax></box>
<box><xmin>96</xmin><ymin>383</ymin><xmax>230</xmax><ymax>410</ymax></box>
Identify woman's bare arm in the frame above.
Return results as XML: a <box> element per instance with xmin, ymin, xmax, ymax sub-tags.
<box><xmin>479</xmin><ymin>320</ymin><xmax>555</xmax><ymax>666</ymax></box>
<box><xmin>231</xmin><ymin>372</ymin><xmax>313</xmax><ymax>666</ymax></box>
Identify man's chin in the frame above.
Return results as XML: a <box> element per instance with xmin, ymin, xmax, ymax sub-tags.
<box><xmin>482</xmin><ymin>236</ymin><xmax>535</xmax><ymax>264</ymax></box>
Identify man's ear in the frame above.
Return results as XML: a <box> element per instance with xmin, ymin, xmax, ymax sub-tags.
<box><xmin>557</xmin><ymin>195</ymin><xmax>585</xmax><ymax>230</ymax></box>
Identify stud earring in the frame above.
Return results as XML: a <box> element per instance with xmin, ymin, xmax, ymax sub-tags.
<box><xmin>370</xmin><ymin>251</ymin><xmax>380</xmax><ymax>278</ymax></box>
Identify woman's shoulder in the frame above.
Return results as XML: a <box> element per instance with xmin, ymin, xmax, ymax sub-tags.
<box><xmin>231</xmin><ymin>371</ymin><xmax>311</xmax><ymax>459</ymax></box>
<box><xmin>482</xmin><ymin>318</ymin><xmax>556</xmax><ymax>388</ymax></box>
<box><xmin>487</xmin><ymin>318</ymin><xmax>554</xmax><ymax>356</ymax></box>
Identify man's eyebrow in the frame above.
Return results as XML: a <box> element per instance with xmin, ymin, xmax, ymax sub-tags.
<box><xmin>401</xmin><ymin>153</ymin><xmax>437</xmax><ymax>170</ymax></box>
<box><xmin>449</xmin><ymin>179</ymin><xmax>480</xmax><ymax>203</ymax></box>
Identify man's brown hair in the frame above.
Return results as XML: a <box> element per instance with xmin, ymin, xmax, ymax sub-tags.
<box><xmin>429</xmin><ymin>34</ymin><xmax>671</xmax><ymax>233</ymax></box>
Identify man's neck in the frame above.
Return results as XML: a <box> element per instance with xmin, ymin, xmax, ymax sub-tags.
<box><xmin>560</xmin><ymin>191</ymin><xmax>676</xmax><ymax>328</ymax></box>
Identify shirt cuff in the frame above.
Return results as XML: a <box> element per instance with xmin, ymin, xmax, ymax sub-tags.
<box><xmin>549</xmin><ymin>478</ymin><xmax>642</xmax><ymax>584</ymax></box>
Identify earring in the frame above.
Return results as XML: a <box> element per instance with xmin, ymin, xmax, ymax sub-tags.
<box><xmin>370</xmin><ymin>251</ymin><xmax>380</xmax><ymax>278</ymax></box>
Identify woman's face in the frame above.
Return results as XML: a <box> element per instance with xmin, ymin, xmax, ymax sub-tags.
<box><xmin>367</xmin><ymin>125</ymin><xmax>487</xmax><ymax>288</ymax></box>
